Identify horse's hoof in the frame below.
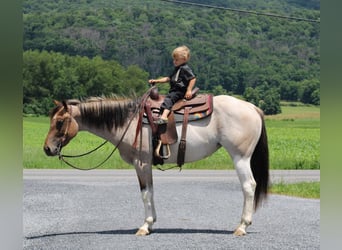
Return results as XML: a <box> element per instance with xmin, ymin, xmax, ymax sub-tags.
<box><xmin>233</xmin><ymin>228</ymin><xmax>246</xmax><ymax>236</ymax></box>
<box><xmin>135</xmin><ymin>228</ymin><xmax>150</xmax><ymax>236</ymax></box>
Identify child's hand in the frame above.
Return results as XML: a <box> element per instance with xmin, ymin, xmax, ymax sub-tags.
<box><xmin>148</xmin><ymin>79</ymin><xmax>156</xmax><ymax>84</ymax></box>
<box><xmin>185</xmin><ymin>90</ymin><xmax>192</xmax><ymax>99</ymax></box>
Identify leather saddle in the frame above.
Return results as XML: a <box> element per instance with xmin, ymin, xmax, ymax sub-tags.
<box><xmin>142</xmin><ymin>87</ymin><xmax>213</xmax><ymax>167</ymax></box>
<box><xmin>143</xmin><ymin>87</ymin><xmax>213</xmax><ymax>124</ymax></box>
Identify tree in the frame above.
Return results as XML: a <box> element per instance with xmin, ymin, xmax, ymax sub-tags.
<box><xmin>300</xmin><ymin>79</ymin><xmax>320</xmax><ymax>104</ymax></box>
<box><xmin>280</xmin><ymin>81</ymin><xmax>299</xmax><ymax>101</ymax></box>
<box><xmin>243</xmin><ymin>84</ymin><xmax>281</xmax><ymax>115</ymax></box>
<box><xmin>243</xmin><ymin>87</ymin><xmax>259</xmax><ymax>106</ymax></box>
<box><xmin>212</xmin><ymin>85</ymin><xmax>228</xmax><ymax>96</ymax></box>
<box><xmin>23</xmin><ymin>50</ymin><xmax>149</xmax><ymax>115</ymax></box>
<box><xmin>258</xmin><ymin>88</ymin><xmax>281</xmax><ymax>115</ymax></box>
<box><xmin>311</xmin><ymin>89</ymin><xmax>320</xmax><ymax>105</ymax></box>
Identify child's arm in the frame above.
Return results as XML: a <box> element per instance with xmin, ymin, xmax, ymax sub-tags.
<box><xmin>149</xmin><ymin>77</ymin><xmax>170</xmax><ymax>84</ymax></box>
<box><xmin>185</xmin><ymin>77</ymin><xmax>196</xmax><ymax>99</ymax></box>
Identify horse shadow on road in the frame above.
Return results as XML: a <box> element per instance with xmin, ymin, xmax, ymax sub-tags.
<box><xmin>25</xmin><ymin>228</ymin><xmax>234</xmax><ymax>239</ymax></box>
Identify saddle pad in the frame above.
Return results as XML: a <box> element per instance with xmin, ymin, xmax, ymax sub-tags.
<box><xmin>173</xmin><ymin>108</ymin><xmax>212</xmax><ymax>123</ymax></box>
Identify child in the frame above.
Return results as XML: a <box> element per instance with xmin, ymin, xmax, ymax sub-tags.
<box><xmin>149</xmin><ymin>45</ymin><xmax>197</xmax><ymax>124</ymax></box>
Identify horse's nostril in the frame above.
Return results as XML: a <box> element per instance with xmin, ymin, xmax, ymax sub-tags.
<box><xmin>44</xmin><ymin>145</ymin><xmax>52</xmax><ymax>156</ymax></box>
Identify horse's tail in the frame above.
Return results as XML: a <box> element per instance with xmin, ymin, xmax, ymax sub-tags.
<box><xmin>251</xmin><ymin>108</ymin><xmax>270</xmax><ymax>210</ymax></box>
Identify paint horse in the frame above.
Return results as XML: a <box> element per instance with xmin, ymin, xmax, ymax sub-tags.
<box><xmin>43</xmin><ymin>94</ymin><xmax>269</xmax><ymax>236</ymax></box>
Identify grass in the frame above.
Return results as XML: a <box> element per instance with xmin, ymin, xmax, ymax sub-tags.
<box><xmin>23</xmin><ymin>116</ymin><xmax>132</xmax><ymax>169</ymax></box>
<box><xmin>264</xmin><ymin>105</ymin><xmax>320</xmax><ymax>170</ymax></box>
<box><xmin>270</xmin><ymin>181</ymin><xmax>320</xmax><ymax>199</ymax></box>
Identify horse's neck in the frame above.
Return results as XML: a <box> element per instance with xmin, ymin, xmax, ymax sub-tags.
<box><xmin>71</xmin><ymin>105</ymin><xmax>137</xmax><ymax>145</ymax></box>
<box><xmin>69</xmin><ymin>105</ymin><xmax>81</xmax><ymax>118</ymax></box>
<box><xmin>70</xmin><ymin>105</ymin><xmax>105</xmax><ymax>137</ymax></box>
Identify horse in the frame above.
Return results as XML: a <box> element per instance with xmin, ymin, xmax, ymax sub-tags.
<box><xmin>43</xmin><ymin>94</ymin><xmax>269</xmax><ymax>236</ymax></box>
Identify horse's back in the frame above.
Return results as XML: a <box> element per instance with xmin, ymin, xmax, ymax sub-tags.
<box><xmin>212</xmin><ymin>95</ymin><xmax>262</xmax><ymax>121</ymax></box>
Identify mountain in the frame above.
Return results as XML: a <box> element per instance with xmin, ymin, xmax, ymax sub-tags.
<box><xmin>23</xmin><ymin>0</ymin><xmax>320</xmax><ymax>97</ymax></box>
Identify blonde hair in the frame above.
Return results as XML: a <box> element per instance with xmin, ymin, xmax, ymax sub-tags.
<box><xmin>172</xmin><ymin>45</ymin><xmax>190</xmax><ymax>61</ymax></box>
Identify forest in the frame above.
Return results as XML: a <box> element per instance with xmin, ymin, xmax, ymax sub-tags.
<box><xmin>23</xmin><ymin>0</ymin><xmax>320</xmax><ymax>115</ymax></box>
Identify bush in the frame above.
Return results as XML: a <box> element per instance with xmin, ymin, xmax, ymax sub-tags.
<box><xmin>259</xmin><ymin>88</ymin><xmax>281</xmax><ymax>115</ymax></box>
<box><xmin>243</xmin><ymin>85</ymin><xmax>281</xmax><ymax>115</ymax></box>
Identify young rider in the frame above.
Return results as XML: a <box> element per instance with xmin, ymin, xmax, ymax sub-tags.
<box><xmin>148</xmin><ymin>45</ymin><xmax>196</xmax><ymax>124</ymax></box>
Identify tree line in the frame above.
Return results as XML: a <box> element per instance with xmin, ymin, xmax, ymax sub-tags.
<box><xmin>23</xmin><ymin>0</ymin><xmax>320</xmax><ymax>115</ymax></box>
<box><xmin>23</xmin><ymin>50</ymin><xmax>148</xmax><ymax>115</ymax></box>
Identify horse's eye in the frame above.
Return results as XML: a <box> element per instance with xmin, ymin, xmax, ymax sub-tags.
<box><xmin>56</xmin><ymin>120</ymin><xmax>64</xmax><ymax>130</ymax></box>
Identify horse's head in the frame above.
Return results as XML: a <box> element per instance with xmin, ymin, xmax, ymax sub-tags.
<box><xmin>43</xmin><ymin>100</ymin><xmax>79</xmax><ymax>156</ymax></box>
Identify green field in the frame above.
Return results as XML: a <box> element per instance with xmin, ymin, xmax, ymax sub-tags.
<box><xmin>270</xmin><ymin>181</ymin><xmax>320</xmax><ymax>199</ymax></box>
<box><xmin>23</xmin><ymin>104</ymin><xmax>320</xmax><ymax>170</ymax></box>
<box><xmin>265</xmin><ymin>105</ymin><xmax>320</xmax><ymax>170</ymax></box>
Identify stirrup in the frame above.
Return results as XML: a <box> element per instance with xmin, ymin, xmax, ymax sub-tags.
<box><xmin>155</xmin><ymin>140</ymin><xmax>171</xmax><ymax>159</ymax></box>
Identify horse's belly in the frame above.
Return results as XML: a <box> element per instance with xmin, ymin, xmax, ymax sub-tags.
<box><xmin>164</xmin><ymin>121</ymin><xmax>220</xmax><ymax>164</ymax></box>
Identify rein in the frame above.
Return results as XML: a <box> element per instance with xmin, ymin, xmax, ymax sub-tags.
<box><xmin>58</xmin><ymin>122</ymin><xmax>130</xmax><ymax>170</ymax></box>
<box><xmin>58</xmin><ymin>86</ymin><xmax>156</xmax><ymax>170</ymax></box>
<box><xmin>58</xmin><ymin>140</ymin><xmax>113</xmax><ymax>171</ymax></box>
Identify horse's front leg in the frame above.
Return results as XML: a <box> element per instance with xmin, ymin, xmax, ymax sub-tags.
<box><xmin>134</xmin><ymin>161</ymin><xmax>156</xmax><ymax>236</ymax></box>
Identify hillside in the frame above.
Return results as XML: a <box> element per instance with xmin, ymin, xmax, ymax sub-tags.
<box><xmin>23</xmin><ymin>0</ymin><xmax>320</xmax><ymax>113</ymax></box>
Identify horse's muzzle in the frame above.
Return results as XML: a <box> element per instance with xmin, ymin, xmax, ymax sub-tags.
<box><xmin>43</xmin><ymin>145</ymin><xmax>59</xmax><ymax>156</ymax></box>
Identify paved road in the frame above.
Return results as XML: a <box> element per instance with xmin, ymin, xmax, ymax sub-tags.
<box><xmin>23</xmin><ymin>170</ymin><xmax>320</xmax><ymax>249</ymax></box>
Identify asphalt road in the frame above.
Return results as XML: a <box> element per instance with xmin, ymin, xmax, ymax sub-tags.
<box><xmin>23</xmin><ymin>169</ymin><xmax>320</xmax><ymax>249</ymax></box>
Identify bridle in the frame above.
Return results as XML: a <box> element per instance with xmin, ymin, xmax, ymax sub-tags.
<box><xmin>56</xmin><ymin>106</ymin><xmax>134</xmax><ymax>171</ymax></box>
<box><xmin>53</xmin><ymin>105</ymin><xmax>108</xmax><ymax>170</ymax></box>
<box><xmin>56</xmin><ymin>86</ymin><xmax>156</xmax><ymax>170</ymax></box>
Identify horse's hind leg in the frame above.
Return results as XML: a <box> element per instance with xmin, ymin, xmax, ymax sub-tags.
<box><xmin>134</xmin><ymin>163</ymin><xmax>156</xmax><ymax>236</ymax></box>
<box><xmin>233</xmin><ymin>156</ymin><xmax>256</xmax><ymax>236</ymax></box>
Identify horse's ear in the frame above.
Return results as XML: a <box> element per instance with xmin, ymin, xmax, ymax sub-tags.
<box><xmin>53</xmin><ymin>100</ymin><xmax>61</xmax><ymax>106</ymax></box>
<box><xmin>62</xmin><ymin>100</ymin><xmax>69</xmax><ymax>112</ymax></box>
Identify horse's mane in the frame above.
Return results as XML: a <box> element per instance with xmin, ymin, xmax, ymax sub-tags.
<box><xmin>68</xmin><ymin>96</ymin><xmax>139</xmax><ymax>131</ymax></box>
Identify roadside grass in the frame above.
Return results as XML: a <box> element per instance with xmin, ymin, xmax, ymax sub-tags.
<box><xmin>270</xmin><ymin>181</ymin><xmax>320</xmax><ymax>199</ymax></box>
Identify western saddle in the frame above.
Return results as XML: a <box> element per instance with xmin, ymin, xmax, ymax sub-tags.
<box><xmin>140</xmin><ymin>87</ymin><xmax>213</xmax><ymax>167</ymax></box>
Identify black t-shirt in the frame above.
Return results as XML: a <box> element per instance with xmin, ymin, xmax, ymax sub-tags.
<box><xmin>169</xmin><ymin>63</ymin><xmax>196</xmax><ymax>92</ymax></box>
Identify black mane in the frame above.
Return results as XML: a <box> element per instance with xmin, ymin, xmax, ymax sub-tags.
<box><xmin>71</xmin><ymin>96</ymin><xmax>139</xmax><ymax>131</ymax></box>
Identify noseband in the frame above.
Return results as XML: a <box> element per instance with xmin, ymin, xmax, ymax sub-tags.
<box><xmin>54</xmin><ymin>105</ymin><xmax>72</xmax><ymax>155</ymax></box>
